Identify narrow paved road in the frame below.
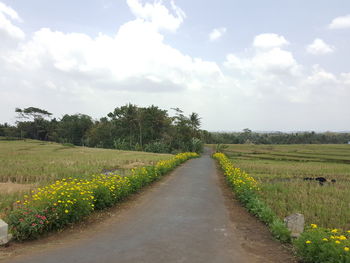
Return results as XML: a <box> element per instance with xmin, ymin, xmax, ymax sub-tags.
<box><xmin>4</xmin><ymin>149</ymin><xmax>294</xmax><ymax>263</ymax></box>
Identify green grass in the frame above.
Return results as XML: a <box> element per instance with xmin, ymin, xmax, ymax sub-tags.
<box><xmin>222</xmin><ymin>144</ymin><xmax>350</xmax><ymax>229</ymax></box>
<box><xmin>0</xmin><ymin>139</ymin><xmax>172</xmax><ymax>214</ymax></box>
<box><xmin>0</xmin><ymin>140</ymin><xmax>172</xmax><ymax>182</ymax></box>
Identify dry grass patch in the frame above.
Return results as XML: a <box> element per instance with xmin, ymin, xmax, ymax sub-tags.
<box><xmin>222</xmin><ymin>144</ymin><xmax>350</xmax><ymax>229</ymax></box>
<box><xmin>0</xmin><ymin>139</ymin><xmax>172</xmax><ymax>213</ymax></box>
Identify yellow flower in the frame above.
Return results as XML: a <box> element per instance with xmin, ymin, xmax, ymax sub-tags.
<box><xmin>310</xmin><ymin>224</ymin><xmax>317</xmax><ymax>229</ymax></box>
<box><xmin>305</xmin><ymin>240</ymin><xmax>312</xmax><ymax>244</ymax></box>
<box><xmin>339</xmin><ymin>235</ymin><xmax>347</xmax><ymax>240</ymax></box>
<box><xmin>335</xmin><ymin>240</ymin><xmax>341</xmax><ymax>244</ymax></box>
<box><xmin>345</xmin><ymin>247</ymin><xmax>350</xmax><ymax>252</ymax></box>
<box><xmin>322</xmin><ymin>238</ymin><xmax>328</xmax><ymax>241</ymax></box>
<box><xmin>65</xmin><ymin>210</ymin><xmax>69</xmax><ymax>214</ymax></box>
<box><xmin>331</xmin><ymin>229</ymin><xmax>338</xmax><ymax>233</ymax></box>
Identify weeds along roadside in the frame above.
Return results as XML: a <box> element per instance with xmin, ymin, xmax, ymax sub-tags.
<box><xmin>212</xmin><ymin>152</ymin><xmax>291</xmax><ymax>242</ymax></box>
<box><xmin>212</xmin><ymin>152</ymin><xmax>350</xmax><ymax>263</ymax></box>
<box><xmin>5</xmin><ymin>152</ymin><xmax>199</xmax><ymax>241</ymax></box>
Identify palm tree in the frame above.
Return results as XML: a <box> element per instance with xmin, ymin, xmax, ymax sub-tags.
<box><xmin>189</xmin><ymin>112</ymin><xmax>201</xmax><ymax>130</ymax></box>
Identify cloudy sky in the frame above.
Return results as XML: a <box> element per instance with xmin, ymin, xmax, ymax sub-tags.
<box><xmin>0</xmin><ymin>0</ymin><xmax>349</xmax><ymax>131</ymax></box>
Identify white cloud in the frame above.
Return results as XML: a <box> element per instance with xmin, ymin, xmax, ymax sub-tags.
<box><xmin>224</xmin><ymin>46</ymin><xmax>302</xmax><ymax>100</ymax></box>
<box><xmin>2</xmin><ymin>22</ymin><xmax>222</xmax><ymax>93</ymax></box>
<box><xmin>0</xmin><ymin>1</ymin><xmax>350</xmax><ymax>131</ymax></box>
<box><xmin>209</xmin><ymin>27</ymin><xmax>226</xmax><ymax>41</ymax></box>
<box><xmin>0</xmin><ymin>2</ymin><xmax>21</xmax><ymax>21</ymax></box>
<box><xmin>225</xmin><ymin>34</ymin><xmax>300</xmax><ymax>80</ymax></box>
<box><xmin>223</xmin><ymin>34</ymin><xmax>350</xmax><ymax>106</ymax></box>
<box><xmin>305</xmin><ymin>65</ymin><xmax>337</xmax><ymax>85</ymax></box>
<box><xmin>340</xmin><ymin>72</ymin><xmax>350</xmax><ymax>85</ymax></box>
<box><xmin>328</xmin><ymin>14</ymin><xmax>350</xmax><ymax>29</ymax></box>
<box><xmin>0</xmin><ymin>1</ymin><xmax>25</xmax><ymax>41</ymax></box>
<box><xmin>126</xmin><ymin>0</ymin><xmax>185</xmax><ymax>32</ymax></box>
<box><xmin>306</xmin><ymin>38</ymin><xmax>334</xmax><ymax>55</ymax></box>
<box><xmin>253</xmin><ymin>33</ymin><xmax>289</xmax><ymax>49</ymax></box>
<box><xmin>0</xmin><ymin>0</ymin><xmax>224</xmax><ymax>126</ymax></box>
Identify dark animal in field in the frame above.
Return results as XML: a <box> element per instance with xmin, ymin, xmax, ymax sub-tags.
<box><xmin>315</xmin><ymin>177</ymin><xmax>327</xmax><ymax>183</ymax></box>
<box><xmin>303</xmin><ymin>177</ymin><xmax>314</xmax><ymax>181</ymax></box>
<box><xmin>316</xmin><ymin>177</ymin><xmax>327</xmax><ymax>186</ymax></box>
<box><xmin>303</xmin><ymin>177</ymin><xmax>336</xmax><ymax>186</ymax></box>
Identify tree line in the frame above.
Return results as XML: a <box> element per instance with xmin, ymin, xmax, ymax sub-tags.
<box><xmin>205</xmin><ymin>129</ymin><xmax>350</xmax><ymax>145</ymax></box>
<box><xmin>0</xmin><ymin>105</ymin><xmax>204</xmax><ymax>153</ymax></box>
<box><xmin>1</xmin><ymin>108</ymin><xmax>349</xmax><ymax>150</ymax></box>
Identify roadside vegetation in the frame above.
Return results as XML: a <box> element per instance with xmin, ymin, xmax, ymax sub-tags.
<box><xmin>213</xmin><ymin>152</ymin><xmax>291</xmax><ymax>243</ymax></box>
<box><xmin>0</xmin><ymin>139</ymin><xmax>172</xmax><ymax>217</ymax></box>
<box><xmin>215</xmin><ymin>144</ymin><xmax>350</xmax><ymax>262</ymax></box>
<box><xmin>6</xmin><ymin>152</ymin><xmax>198</xmax><ymax>240</ymax></box>
<box><xmin>221</xmin><ymin>144</ymin><xmax>350</xmax><ymax>229</ymax></box>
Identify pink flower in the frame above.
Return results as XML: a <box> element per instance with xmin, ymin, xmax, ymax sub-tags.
<box><xmin>31</xmin><ymin>223</ymin><xmax>37</xmax><ymax>227</ymax></box>
<box><xmin>19</xmin><ymin>218</ymin><xmax>24</xmax><ymax>222</ymax></box>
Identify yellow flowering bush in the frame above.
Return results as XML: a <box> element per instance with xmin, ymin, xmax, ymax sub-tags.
<box><xmin>213</xmin><ymin>152</ymin><xmax>350</xmax><ymax>262</ymax></box>
<box><xmin>7</xmin><ymin>152</ymin><xmax>198</xmax><ymax>240</ymax></box>
<box><xmin>295</xmin><ymin>224</ymin><xmax>350</xmax><ymax>262</ymax></box>
<box><xmin>213</xmin><ymin>152</ymin><xmax>259</xmax><ymax>198</ymax></box>
<box><xmin>213</xmin><ymin>152</ymin><xmax>291</xmax><ymax>242</ymax></box>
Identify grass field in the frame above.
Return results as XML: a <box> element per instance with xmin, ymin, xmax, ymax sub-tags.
<box><xmin>0</xmin><ymin>139</ymin><xmax>172</xmax><ymax>215</ymax></box>
<box><xmin>222</xmin><ymin>144</ymin><xmax>350</xmax><ymax>229</ymax></box>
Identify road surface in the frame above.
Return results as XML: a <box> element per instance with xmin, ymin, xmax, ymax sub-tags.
<box><xmin>3</xmin><ymin>149</ymin><xmax>295</xmax><ymax>263</ymax></box>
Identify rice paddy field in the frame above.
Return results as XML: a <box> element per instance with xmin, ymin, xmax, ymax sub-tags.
<box><xmin>0</xmin><ymin>139</ymin><xmax>172</xmax><ymax>215</ymax></box>
<box><xmin>222</xmin><ymin>144</ymin><xmax>350</xmax><ymax>230</ymax></box>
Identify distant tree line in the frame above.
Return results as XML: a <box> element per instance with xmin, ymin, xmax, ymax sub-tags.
<box><xmin>0</xmin><ymin>105</ymin><xmax>204</xmax><ymax>153</ymax></box>
<box><xmin>2</xmin><ymin>107</ymin><xmax>349</xmax><ymax>149</ymax></box>
<box><xmin>204</xmin><ymin>128</ymin><xmax>350</xmax><ymax>144</ymax></box>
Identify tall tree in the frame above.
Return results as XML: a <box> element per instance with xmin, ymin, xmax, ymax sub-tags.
<box><xmin>58</xmin><ymin>114</ymin><xmax>93</xmax><ymax>145</ymax></box>
<box><xmin>15</xmin><ymin>107</ymin><xmax>52</xmax><ymax>140</ymax></box>
<box><xmin>15</xmin><ymin>107</ymin><xmax>52</xmax><ymax>121</ymax></box>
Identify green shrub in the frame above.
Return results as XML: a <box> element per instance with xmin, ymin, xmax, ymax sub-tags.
<box><xmin>144</xmin><ymin>141</ymin><xmax>170</xmax><ymax>153</ymax></box>
<box><xmin>7</xmin><ymin>207</ymin><xmax>48</xmax><ymax>240</ymax></box>
<box><xmin>93</xmin><ymin>185</ymin><xmax>114</xmax><ymax>210</ymax></box>
<box><xmin>6</xmin><ymin>152</ymin><xmax>198</xmax><ymax>240</ymax></box>
<box><xmin>294</xmin><ymin>226</ymin><xmax>350</xmax><ymax>263</ymax></box>
<box><xmin>190</xmin><ymin>138</ymin><xmax>203</xmax><ymax>153</ymax></box>
<box><xmin>246</xmin><ymin>197</ymin><xmax>275</xmax><ymax>225</ymax></box>
<box><xmin>215</xmin><ymin>143</ymin><xmax>229</xmax><ymax>153</ymax></box>
<box><xmin>270</xmin><ymin>218</ymin><xmax>291</xmax><ymax>243</ymax></box>
<box><xmin>113</xmin><ymin>138</ymin><xmax>131</xmax><ymax>150</ymax></box>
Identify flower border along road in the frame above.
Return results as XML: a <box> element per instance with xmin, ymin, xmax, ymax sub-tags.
<box><xmin>294</xmin><ymin>224</ymin><xmax>350</xmax><ymax>263</ymax></box>
<box><xmin>213</xmin><ymin>152</ymin><xmax>350</xmax><ymax>263</ymax></box>
<box><xmin>212</xmin><ymin>152</ymin><xmax>290</xmax><ymax>242</ymax></box>
<box><xmin>7</xmin><ymin>152</ymin><xmax>198</xmax><ymax>241</ymax></box>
